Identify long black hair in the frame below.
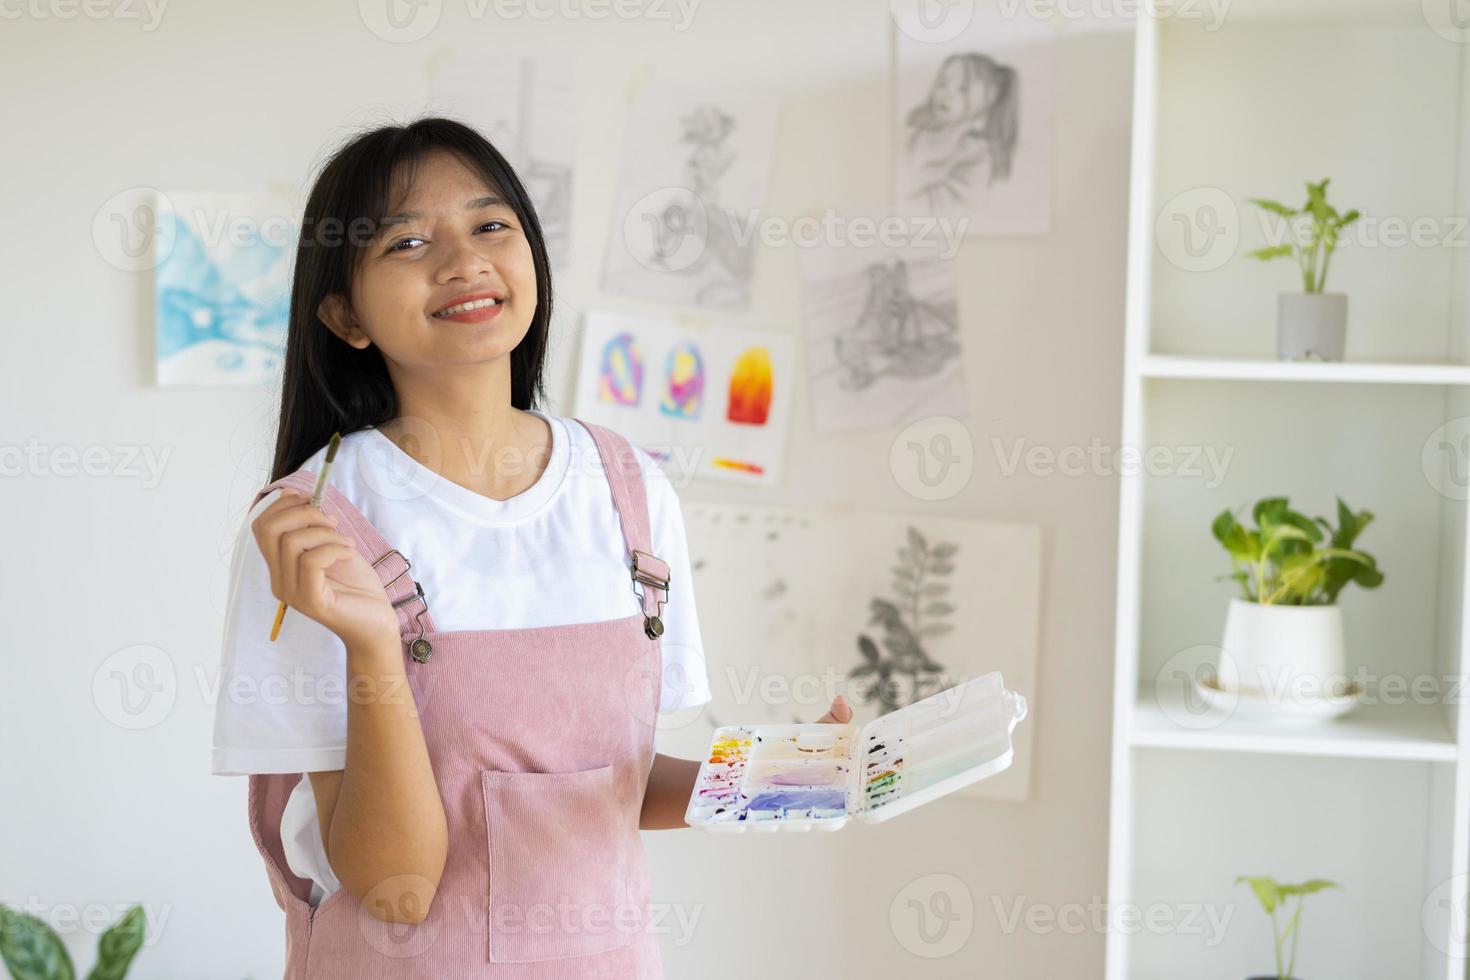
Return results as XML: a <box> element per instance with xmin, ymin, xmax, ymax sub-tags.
<box><xmin>269</xmin><ymin>116</ymin><xmax>553</xmax><ymax>481</ymax></box>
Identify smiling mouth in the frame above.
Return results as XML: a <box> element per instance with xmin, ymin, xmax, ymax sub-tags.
<box><xmin>432</xmin><ymin>297</ymin><xmax>504</xmax><ymax>318</ymax></box>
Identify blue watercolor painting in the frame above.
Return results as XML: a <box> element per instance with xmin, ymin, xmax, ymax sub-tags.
<box><xmin>154</xmin><ymin>194</ymin><xmax>292</xmax><ymax>386</ymax></box>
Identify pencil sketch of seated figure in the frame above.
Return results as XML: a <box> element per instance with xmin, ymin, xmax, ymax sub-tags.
<box><xmin>904</xmin><ymin>52</ymin><xmax>1019</xmax><ymax>212</ymax></box>
<box><xmin>834</xmin><ymin>258</ymin><xmax>960</xmax><ymax>392</ymax></box>
<box><xmin>637</xmin><ymin>104</ymin><xmax>753</xmax><ymax>309</ymax></box>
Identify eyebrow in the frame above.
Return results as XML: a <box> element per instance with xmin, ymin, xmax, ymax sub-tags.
<box><xmin>378</xmin><ymin>196</ymin><xmax>508</xmax><ymax>229</ymax></box>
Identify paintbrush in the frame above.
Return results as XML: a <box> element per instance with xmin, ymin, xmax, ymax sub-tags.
<box><xmin>269</xmin><ymin>431</ymin><xmax>342</xmax><ymax>642</ymax></box>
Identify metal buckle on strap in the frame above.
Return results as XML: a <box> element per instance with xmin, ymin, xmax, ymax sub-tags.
<box><xmin>630</xmin><ymin>549</ymin><xmax>670</xmax><ymax>592</ymax></box>
<box><xmin>371</xmin><ymin>549</ymin><xmax>413</xmax><ymax>591</ymax></box>
<box><xmin>373</xmin><ymin>549</ymin><xmax>434</xmax><ymax>664</ymax></box>
<box><xmin>630</xmin><ymin>550</ymin><xmax>669</xmax><ymax>640</ymax></box>
<box><xmin>391</xmin><ymin>580</ymin><xmax>426</xmax><ymax>610</ymax></box>
<box><xmin>396</xmin><ymin>583</ymin><xmax>434</xmax><ymax>664</ymax></box>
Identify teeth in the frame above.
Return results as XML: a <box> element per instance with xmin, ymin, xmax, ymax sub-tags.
<box><xmin>433</xmin><ymin>297</ymin><xmax>502</xmax><ymax>317</ymax></box>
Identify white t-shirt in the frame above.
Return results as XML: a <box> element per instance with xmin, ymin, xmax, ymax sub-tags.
<box><xmin>211</xmin><ymin>411</ymin><xmax>710</xmax><ymax>906</ymax></box>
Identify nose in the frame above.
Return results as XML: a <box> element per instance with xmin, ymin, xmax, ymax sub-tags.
<box><xmin>434</xmin><ymin>233</ymin><xmax>495</xmax><ymax>285</ymax></box>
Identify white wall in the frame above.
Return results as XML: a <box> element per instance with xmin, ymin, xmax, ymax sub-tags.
<box><xmin>0</xmin><ymin>3</ymin><xmax>1132</xmax><ymax>977</ymax></box>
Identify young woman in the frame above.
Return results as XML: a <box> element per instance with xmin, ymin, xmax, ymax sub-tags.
<box><xmin>209</xmin><ymin>117</ymin><xmax>850</xmax><ymax>977</ymax></box>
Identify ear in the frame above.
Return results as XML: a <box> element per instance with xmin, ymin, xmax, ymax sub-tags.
<box><xmin>317</xmin><ymin>293</ymin><xmax>372</xmax><ymax>350</ymax></box>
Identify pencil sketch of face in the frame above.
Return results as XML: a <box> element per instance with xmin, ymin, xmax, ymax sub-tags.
<box><xmin>905</xmin><ymin>52</ymin><xmax>1019</xmax><ymax>211</ymax></box>
<box><xmin>929</xmin><ymin>57</ymin><xmax>984</xmax><ymax>128</ymax></box>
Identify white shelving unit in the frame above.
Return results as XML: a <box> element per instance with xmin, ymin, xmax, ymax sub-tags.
<box><xmin>1107</xmin><ymin>5</ymin><xmax>1470</xmax><ymax>978</ymax></box>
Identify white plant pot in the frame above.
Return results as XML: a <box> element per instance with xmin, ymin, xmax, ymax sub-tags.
<box><xmin>1216</xmin><ymin>598</ymin><xmax>1347</xmax><ymax>703</ymax></box>
<box><xmin>1277</xmin><ymin>291</ymin><xmax>1347</xmax><ymax>361</ymax></box>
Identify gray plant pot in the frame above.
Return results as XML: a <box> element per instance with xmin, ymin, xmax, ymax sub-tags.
<box><xmin>1277</xmin><ymin>292</ymin><xmax>1347</xmax><ymax>361</ymax></box>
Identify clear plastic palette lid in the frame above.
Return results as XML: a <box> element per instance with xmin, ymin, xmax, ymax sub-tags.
<box><xmin>684</xmin><ymin>672</ymin><xmax>1028</xmax><ymax>833</ymax></box>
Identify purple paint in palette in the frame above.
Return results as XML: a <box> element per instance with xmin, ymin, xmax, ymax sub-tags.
<box><xmin>747</xmin><ymin>789</ymin><xmax>846</xmax><ymax>812</ymax></box>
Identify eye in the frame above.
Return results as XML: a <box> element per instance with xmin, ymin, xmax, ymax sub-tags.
<box><xmin>386</xmin><ymin>220</ymin><xmax>509</xmax><ymax>254</ymax></box>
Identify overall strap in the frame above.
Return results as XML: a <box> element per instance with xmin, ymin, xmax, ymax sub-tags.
<box><xmin>572</xmin><ymin>419</ymin><xmax>670</xmax><ymax>639</ymax></box>
<box><xmin>246</xmin><ymin>771</ymin><xmax>317</xmax><ymax>918</ymax></box>
<box><xmin>252</xmin><ymin>470</ymin><xmax>438</xmax><ymax>642</ymax></box>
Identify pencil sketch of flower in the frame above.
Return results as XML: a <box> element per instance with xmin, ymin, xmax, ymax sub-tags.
<box><xmin>848</xmin><ymin>526</ymin><xmax>957</xmax><ymax>715</ymax></box>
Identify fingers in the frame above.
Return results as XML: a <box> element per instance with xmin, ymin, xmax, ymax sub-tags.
<box><xmin>297</xmin><ymin>542</ymin><xmax>359</xmax><ymax>606</ymax></box>
<box><xmin>816</xmin><ymin>695</ymin><xmax>852</xmax><ymax>724</ymax></box>
<box><xmin>258</xmin><ymin>488</ymin><xmax>335</xmax><ymax>522</ymax></box>
<box><xmin>254</xmin><ymin>489</ymin><xmax>339</xmax><ymax>536</ymax></box>
<box><xmin>279</xmin><ymin>526</ymin><xmax>353</xmax><ymax>600</ymax></box>
<box><xmin>251</xmin><ymin>490</ymin><xmax>343</xmax><ymax>600</ymax></box>
<box><xmin>254</xmin><ymin>493</ymin><xmax>339</xmax><ymax>573</ymax></box>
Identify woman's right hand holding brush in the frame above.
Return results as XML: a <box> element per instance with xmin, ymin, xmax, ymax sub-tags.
<box><xmin>252</xmin><ymin>489</ymin><xmax>399</xmax><ymax>649</ymax></box>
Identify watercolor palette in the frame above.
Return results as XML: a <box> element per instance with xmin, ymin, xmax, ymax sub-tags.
<box><xmin>684</xmin><ymin>672</ymin><xmax>1027</xmax><ymax>832</ymax></box>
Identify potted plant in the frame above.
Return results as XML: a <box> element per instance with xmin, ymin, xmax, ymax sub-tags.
<box><xmin>1209</xmin><ymin>497</ymin><xmax>1383</xmax><ymax>715</ymax></box>
<box><xmin>0</xmin><ymin>904</ymin><xmax>145</xmax><ymax>979</ymax></box>
<box><xmin>1235</xmin><ymin>875</ymin><xmax>1340</xmax><ymax>980</ymax></box>
<box><xmin>1246</xmin><ymin>178</ymin><xmax>1360</xmax><ymax>362</ymax></box>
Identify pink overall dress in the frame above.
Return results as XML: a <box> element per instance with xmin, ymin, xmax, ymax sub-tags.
<box><xmin>244</xmin><ymin>419</ymin><xmax>670</xmax><ymax>979</ymax></box>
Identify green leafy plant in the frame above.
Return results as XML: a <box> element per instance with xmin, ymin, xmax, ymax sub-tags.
<box><xmin>1235</xmin><ymin>876</ymin><xmax>1340</xmax><ymax>980</ymax></box>
<box><xmin>1245</xmin><ymin>178</ymin><xmax>1360</xmax><ymax>293</ymax></box>
<box><xmin>1212</xmin><ymin>496</ymin><xmax>1384</xmax><ymax>605</ymax></box>
<box><xmin>0</xmin><ymin>904</ymin><xmax>145</xmax><ymax>980</ymax></box>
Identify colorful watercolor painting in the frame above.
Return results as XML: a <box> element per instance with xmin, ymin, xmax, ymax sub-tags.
<box><xmin>659</xmin><ymin>342</ymin><xmax>704</xmax><ymax>419</ymax></box>
<box><xmin>597</xmin><ymin>332</ymin><xmax>644</xmax><ymax>406</ymax></box>
<box><xmin>153</xmin><ymin>192</ymin><xmax>292</xmax><ymax>387</ymax></box>
<box><xmin>726</xmin><ymin>346</ymin><xmax>773</xmax><ymax>425</ymax></box>
<box><xmin>574</xmin><ymin>310</ymin><xmax>793</xmax><ymax>485</ymax></box>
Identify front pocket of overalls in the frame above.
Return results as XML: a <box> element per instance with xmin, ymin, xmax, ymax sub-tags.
<box><xmin>481</xmin><ymin>765</ymin><xmax>635</xmax><ymax>963</ymax></box>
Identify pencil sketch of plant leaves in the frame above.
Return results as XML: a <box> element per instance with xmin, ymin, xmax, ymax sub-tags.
<box><xmin>848</xmin><ymin>526</ymin><xmax>957</xmax><ymax>714</ymax></box>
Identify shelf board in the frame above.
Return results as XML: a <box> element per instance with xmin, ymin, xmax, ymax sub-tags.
<box><xmin>1131</xmin><ymin>685</ymin><xmax>1458</xmax><ymax>762</ymax></box>
<box><xmin>1158</xmin><ymin>0</ymin><xmax>1430</xmax><ymax>29</ymax></box>
<box><xmin>1142</xmin><ymin>354</ymin><xmax>1470</xmax><ymax>386</ymax></box>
